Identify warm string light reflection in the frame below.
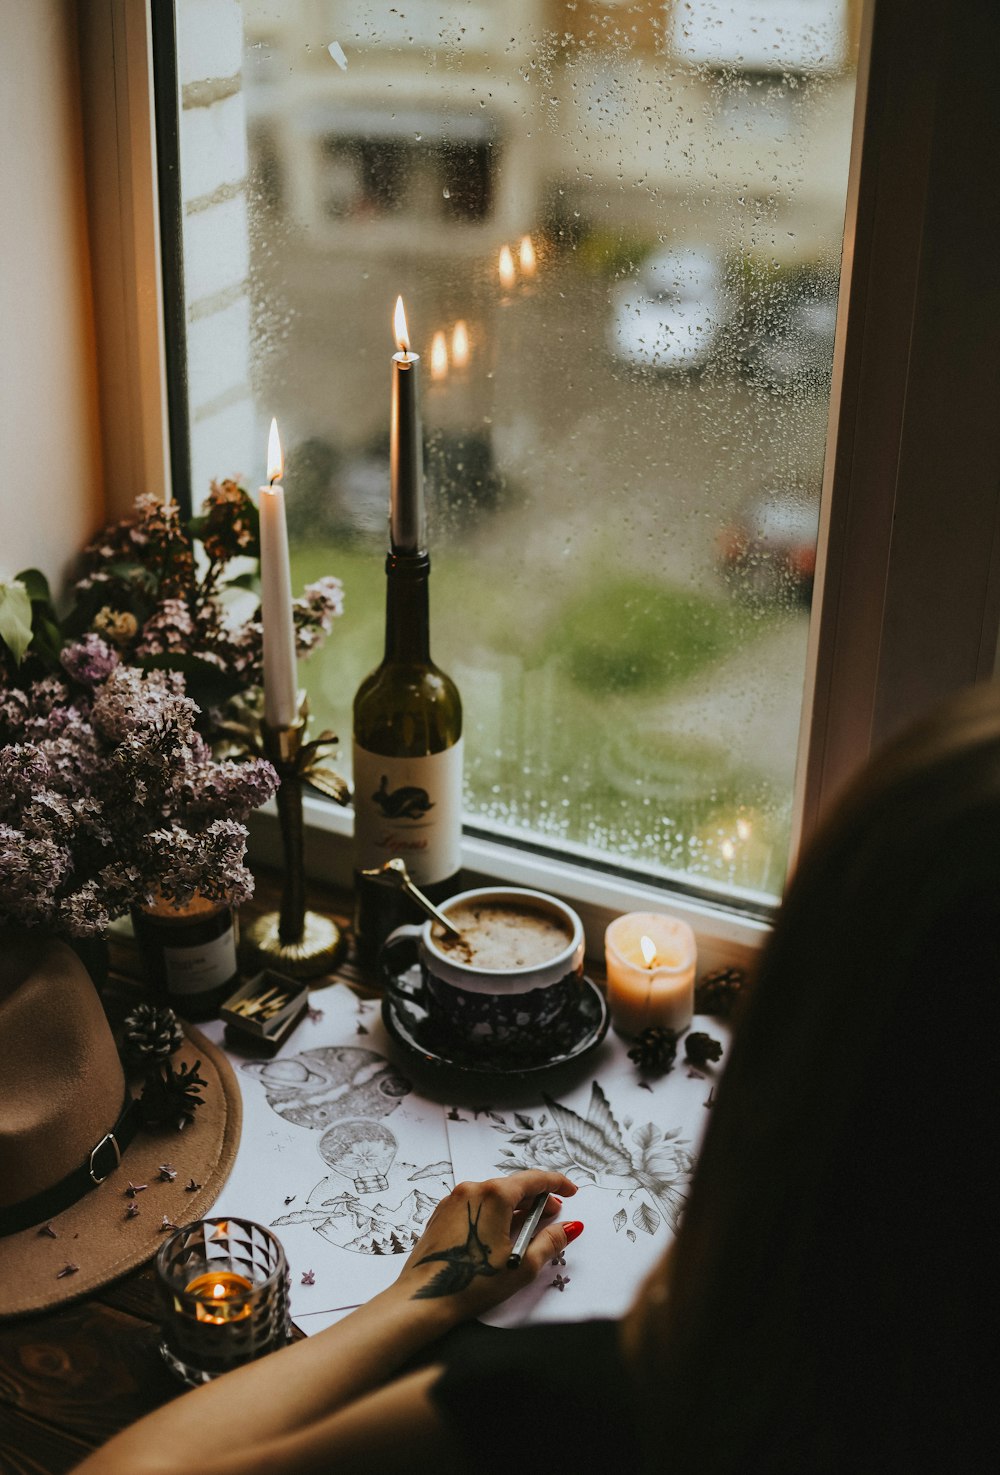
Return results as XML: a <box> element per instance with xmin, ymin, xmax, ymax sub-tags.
<box><xmin>498</xmin><ymin>235</ymin><xmax>539</xmax><ymax>294</ymax></box>
<box><xmin>451</xmin><ymin>319</ymin><xmax>470</xmax><ymax>368</ymax></box>
<box><xmin>428</xmin><ymin>320</ymin><xmax>472</xmax><ymax>383</ymax></box>
<box><xmin>498</xmin><ymin>244</ymin><xmax>516</xmax><ymax>290</ymax></box>
<box><xmin>430</xmin><ymin>330</ymin><xmax>448</xmax><ymax>380</ymax></box>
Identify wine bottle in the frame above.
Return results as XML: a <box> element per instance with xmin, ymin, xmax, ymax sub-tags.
<box><xmin>352</xmin><ymin>297</ymin><xmax>463</xmax><ymax>969</ymax></box>
<box><xmin>352</xmin><ymin>549</ymin><xmax>463</xmax><ymax>968</ymax></box>
<box><xmin>131</xmin><ymin>893</ymin><xmax>240</xmax><ymax>1021</ymax></box>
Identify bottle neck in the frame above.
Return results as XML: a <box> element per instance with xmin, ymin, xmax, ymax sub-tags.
<box><xmin>383</xmin><ymin>550</ymin><xmax>431</xmax><ymax>663</ymax></box>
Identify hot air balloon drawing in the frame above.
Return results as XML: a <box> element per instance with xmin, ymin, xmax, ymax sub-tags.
<box><xmin>317</xmin><ymin>1119</ymin><xmax>398</xmax><ymax>1194</ymax></box>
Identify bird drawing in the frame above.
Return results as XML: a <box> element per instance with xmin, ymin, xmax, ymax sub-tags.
<box><xmin>542</xmin><ymin>1082</ymin><xmax>692</xmax><ymax>1230</ymax></box>
<box><xmin>411</xmin><ymin>1202</ymin><xmax>501</xmax><ymax>1298</ymax></box>
<box><xmin>543</xmin><ymin>1083</ymin><xmax>634</xmax><ymax>1187</ymax></box>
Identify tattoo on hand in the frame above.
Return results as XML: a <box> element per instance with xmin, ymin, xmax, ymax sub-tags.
<box><xmin>412</xmin><ymin>1202</ymin><xmax>501</xmax><ymax>1299</ymax></box>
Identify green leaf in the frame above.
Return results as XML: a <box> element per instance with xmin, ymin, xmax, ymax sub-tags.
<box><xmin>0</xmin><ymin>580</ymin><xmax>34</xmax><ymax>664</ymax></box>
<box><xmin>15</xmin><ymin>567</ymin><xmax>52</xmax><ymax>604</ymax></box>
<box><xmin>32</xmin><ymin>616</ymin><xmax>64</xmax><ymax>670</ymax></box>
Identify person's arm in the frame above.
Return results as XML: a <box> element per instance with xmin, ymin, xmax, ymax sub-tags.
<box><xmin>73</xmin><ymin>1170</ymin><xmax>579</xmax><ymax>1475</ymax></box>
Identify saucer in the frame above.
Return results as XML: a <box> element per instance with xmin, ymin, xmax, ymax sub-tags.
<box><xmin>381</xmin><ymin>972</ymin><xmax>609</xmax><ymax>1080</ymax></box>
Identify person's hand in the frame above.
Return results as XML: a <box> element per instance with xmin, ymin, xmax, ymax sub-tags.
<box><xmin>396</xmin><ymin>1171</ymin><xmax>582</xmax><ymax>1322</ymax></box>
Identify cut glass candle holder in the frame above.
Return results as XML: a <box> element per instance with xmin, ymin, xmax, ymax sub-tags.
<box><xmin>156</xmin><ymin>1217</ymin><xmax>291</xmax><ymax>1385</ymax></box>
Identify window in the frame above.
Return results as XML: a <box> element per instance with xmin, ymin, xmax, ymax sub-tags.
<box><xmin>112</xmin><ymin>0</ymin><xmax>997</xmax><ymax>954</ymax></box>
<box><xmin>166</xmin><ymin>0</ymin><xmax>861</xmax><ymax>925</ymax></box>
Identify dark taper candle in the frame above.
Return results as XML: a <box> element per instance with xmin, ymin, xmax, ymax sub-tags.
<box><xmin>390</xmin><ymin>296</ymin><xmax>424</xmax><ymax>553</ymax></box>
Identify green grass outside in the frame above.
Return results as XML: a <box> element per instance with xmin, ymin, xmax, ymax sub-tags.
<box><xmin>290</xmin><ymin>541</ymin><xmax>791</xmax><ymax>897</ymax></box>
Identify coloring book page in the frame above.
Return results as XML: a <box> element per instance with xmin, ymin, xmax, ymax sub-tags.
<box><xmin>203</xmin><ymin>983</ymin><xmax>454</xmax><ymax>1335</ymax></box>
<box><xmin>444</xmin><ymin>1015</ymin><xmax>729</xmax><ymax>1327</ymax></box>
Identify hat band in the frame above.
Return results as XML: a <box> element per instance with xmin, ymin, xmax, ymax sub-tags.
<box><xmin>0</xmin><ymin>1091</ymin><xmax>140</xmax><ymax>1237</ymax></box>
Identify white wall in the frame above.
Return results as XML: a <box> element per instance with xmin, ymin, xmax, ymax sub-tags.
<box><xmin>0</xmin><ymin>0</ymin><xmax>104</xmax><ymax>591</ymax></box>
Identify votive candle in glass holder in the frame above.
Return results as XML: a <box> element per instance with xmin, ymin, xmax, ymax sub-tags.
<box><xmin>604</xmin><ymin>912</ymin><xmax>697</xmax><ymax>1037</ymax></box>
<box><xmin>156</xmin><ymin>1217</ymin><xmax>291</xmax><ymax>1385</ymax></box>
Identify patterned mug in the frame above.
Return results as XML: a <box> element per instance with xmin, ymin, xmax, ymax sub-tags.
<box><xmin>379</xmin><ymin>886</ymin><xmax>586</xmax><ymax>1055</ymax></box>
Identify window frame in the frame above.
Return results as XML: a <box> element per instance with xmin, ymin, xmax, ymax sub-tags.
<box><xmin>79</xmin><ymin>0</ymin><xmax>1000</xmax><ymax>964</ymax></box>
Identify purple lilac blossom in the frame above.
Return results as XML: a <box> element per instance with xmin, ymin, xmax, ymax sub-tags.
<box><xmin>0</xmin><ymin>662</ymin><xmax>278</xmax><ymax>937</ymax></box>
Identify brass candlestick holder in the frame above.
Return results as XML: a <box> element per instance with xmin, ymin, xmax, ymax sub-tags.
<box><xmin>242</xmin><ymin>703</ymin><xmax>349</xmax><ymax>979</ymax></box>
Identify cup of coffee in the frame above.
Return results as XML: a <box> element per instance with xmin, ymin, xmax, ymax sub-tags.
<box><xmin>378</xmin><ymin>886</ymin><xmax>586</xmax><ymax>1054</ymax></box>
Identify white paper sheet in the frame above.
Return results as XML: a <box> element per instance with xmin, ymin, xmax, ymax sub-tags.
<box><xmin>444</xmin><ymin>1017</ymin><xmax>728</xmax><ymax>1326</ymax></box>
<box><xmin>204</xmin><ymin>984</ymin><xmax>727</xmax><ymax>1335</ymax></box>
<box><xmin>202</xmin><ymin>984</ymin><xmax>454</xmax><ymax>1334</ymax></box>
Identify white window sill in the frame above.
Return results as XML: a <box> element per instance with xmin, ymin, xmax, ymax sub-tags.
<box><xmin>247</xmin><ymin>796</ymin><xmax>771</xmax><ymax>975</ymax></box>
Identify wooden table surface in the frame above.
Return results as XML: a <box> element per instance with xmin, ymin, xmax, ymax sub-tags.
<box><xmin>0</xmin><ymin>877</ymin><xmax>364</xmax><ymax>1475</ymax></box>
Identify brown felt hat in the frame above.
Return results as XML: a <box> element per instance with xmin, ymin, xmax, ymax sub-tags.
<box><xmin>0</xmin><ymin>934</ymin><xmax>241</xmax><ymax>1319</ymax></box>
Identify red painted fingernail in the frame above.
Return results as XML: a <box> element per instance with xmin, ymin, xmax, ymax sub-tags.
<box><xmin>550</xmin><ymin>1196</ymin><xmax>563</xmax><ymax>1206</ymax></box>
<box><xmin>563</xmin><ymin>1221</ymin><xmax>584</xmax><ymax>1242</ymax></box>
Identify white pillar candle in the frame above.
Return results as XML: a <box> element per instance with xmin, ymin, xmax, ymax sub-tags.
<box><xmin>604</xmin><ymin>912</ymin><xmax>697</xmax><ymax>1036</ymax></box>
<box><xmin>258</xmin><ymin>418</ymin><xmax>299</xmax><ymax>729</ymax></box>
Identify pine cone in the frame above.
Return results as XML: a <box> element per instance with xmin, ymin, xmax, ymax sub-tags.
<box><xmin>685</xmin><ymin>1031</ymin><xmax>723</xmax><ymax>1068</ymax></box>
<box><xmin>121</xmin><ymin>1004</ymin><xmax>184</xmax><ymax>1065</ymax></box>
<box><xmin>139</xmin><ymin>1057</ymin><xmax>208</xmax><ymax>1130</ymax></box>
<box><xmin>627</xmin><ymin>1026</ymin><xmax>678</xmax><ymax>1076</ymax></box>
<box><xmin>695</xmin><ymin>966</ymin><xmax>748</xmax><ymax>1018</ymax></box>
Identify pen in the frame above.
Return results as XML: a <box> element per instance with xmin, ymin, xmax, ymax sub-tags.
<box><xmin>507</xmin><ymin>1189</ymin><xmax>551</xmax><ymax>1269</ymax></box>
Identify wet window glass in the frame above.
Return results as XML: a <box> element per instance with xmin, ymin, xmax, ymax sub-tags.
<box><xmin>175</xmin><ymin>0</ymin><xmax>858</xmax><ymax>903</ymax></box>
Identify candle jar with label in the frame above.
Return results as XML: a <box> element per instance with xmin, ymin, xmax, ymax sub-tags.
<box><xmin>604</xmin><ymin>912</ymin><xmax>697</xmax><ymax>1037</ymax></box>
<box><xmin>156</xmin><ymin>1217</ymin><xmax>290</xmax><ymax>1385</ymax></box>
<box><xmin>131</xmin><ymin>892</ymin><xmax>240</xmax><ymax>1021</ymax></box>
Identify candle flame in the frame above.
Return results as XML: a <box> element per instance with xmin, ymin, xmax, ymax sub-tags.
<box><xmin>393</xmin><ymin>295</ymin><xmax>410</xmax><ymax>353</ymax></box>
<box><xmin>430</xmin><ymin>330</ymin><xmax>448</xmax><ymax>380</ymax></box>
<box><xmin>721</xmin><ymin>839</ymin><xmax>736</xmax><ymax>862</ymax></box>
<box><xmin>639</xmin><ymin>935</ymin><xmax>657</xmax><ymax>967</ymax></box>
<box><xmin>736</xmin><ymin>818</ymin><xmax>751</xmax><ymax>841</ymax></box>
<box><xmin>212</xmin><ymin>1283</ymin><xmax>227</xmax><ymax>1299</ymax></box>
<box><xmin>498</xmin><ymin>244</ymin><xmax>516</xmax><ymax>290</ymax></box>
<box><xmin>519</xmin><ymin>233</ymin><xmax>537</xmax><ymax>276</ymax></box>
<box><xmin>266</xmin><ymin>418</ymin><xmax>283</xmax><ymax>483</ymax></box>
<box><xmin>451</xmin><ymin>319</ymin><xmax>470</xmax><ymax>368</ymax></box>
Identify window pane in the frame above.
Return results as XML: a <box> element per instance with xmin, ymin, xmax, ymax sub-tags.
<box><xmin>174</xmin><ymin>0</ymin><xmax>858</xmax><ymax>903</ymax></box>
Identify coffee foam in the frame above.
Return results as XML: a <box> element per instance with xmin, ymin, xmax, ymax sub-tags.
<box><xmin>433</xmin><ymin>902</ymin><xmax>571</xmax><ymax>971</ymax></box>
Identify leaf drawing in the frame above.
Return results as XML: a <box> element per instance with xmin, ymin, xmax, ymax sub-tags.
<box><xmin>638</xmin><ymin>1081</ymin><xmax>653</xmax><ymax>1092</ymax></box>
<box><xmin>487</xmin><ymin>1111</ymin><xmax>506</xmax><ymax>1126</ymax></box>
<box><xmin>538</xmin><ymin>1114</ymin><xmax>547</xmax><ymax>1127</ymax></box>
<box><xmin>514</xmin><ymin>1113</ymin><xmax>535</xmax><ymax>1130</ymax></box>
<box><xmin>632</xmin><ymin>1203</ymin><xmax>660</xmax><ymax>1236</ymax></box>
<box><xmin>627</xmin><ymin>1229</ymin><xmax>637</xmax><ymax>1243</ymax></box>
<box><xmin>632</xmin><ymin>1122</ymin><xmax>659</xmax><ymax>1150</ymax></box>
<box><xmin>613</xmin><ymin>1208</ymin><xmax>627</xmax><ymax>1233</ymax></box>
<box><xmin>543</xmin><ymin>1083</ymin><xmax>632</xmax><ymax>1180</ymax></box>
<box><xmin>623</xmin><ymin>1116</ymin><xmax>633</xmax><ymax>1130</ymax></box>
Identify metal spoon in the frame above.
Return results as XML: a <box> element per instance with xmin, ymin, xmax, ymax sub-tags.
<box><xmin>360</xmin><ymin>858</ymin><xmax>463</xmax><ymax>938</ymax></box>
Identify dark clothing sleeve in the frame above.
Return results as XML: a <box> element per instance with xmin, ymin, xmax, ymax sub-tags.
<box><xmin>429</xmin><ymin>1318</ymin><xmax>642</xmax><ymax>1474</ymax></box>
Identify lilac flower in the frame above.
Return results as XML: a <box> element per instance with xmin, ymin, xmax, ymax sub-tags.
<box><xmin>60</xmin><ymin>635</ymin><xmax>120</xmax><ymax>686</ymax></box>
<box><xmin>0</xmin><ymin>661</ymin><xmax>278</xmax><ymax>938</ymax></box>
<box><xmin>137</xmin><ymin>599</ymin><xmax>195</xmax><ymax>657</ymax></box>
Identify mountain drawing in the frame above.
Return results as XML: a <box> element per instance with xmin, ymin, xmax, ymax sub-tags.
<box><xmin>273</xmin><ymin>1188</ymin><xmax>438</xmax><ymax>1256</ymax></box>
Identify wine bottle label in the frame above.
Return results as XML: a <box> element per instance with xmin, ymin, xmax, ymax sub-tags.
<box><xmin>352</xmin><ymin>740</ymin><xmax>463</xmax><ymax>885</ymax></box>
<box><xmin>162</xmin><ymin>927</ymin><xmax>237</xmax><ymax>995</ymax></box>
